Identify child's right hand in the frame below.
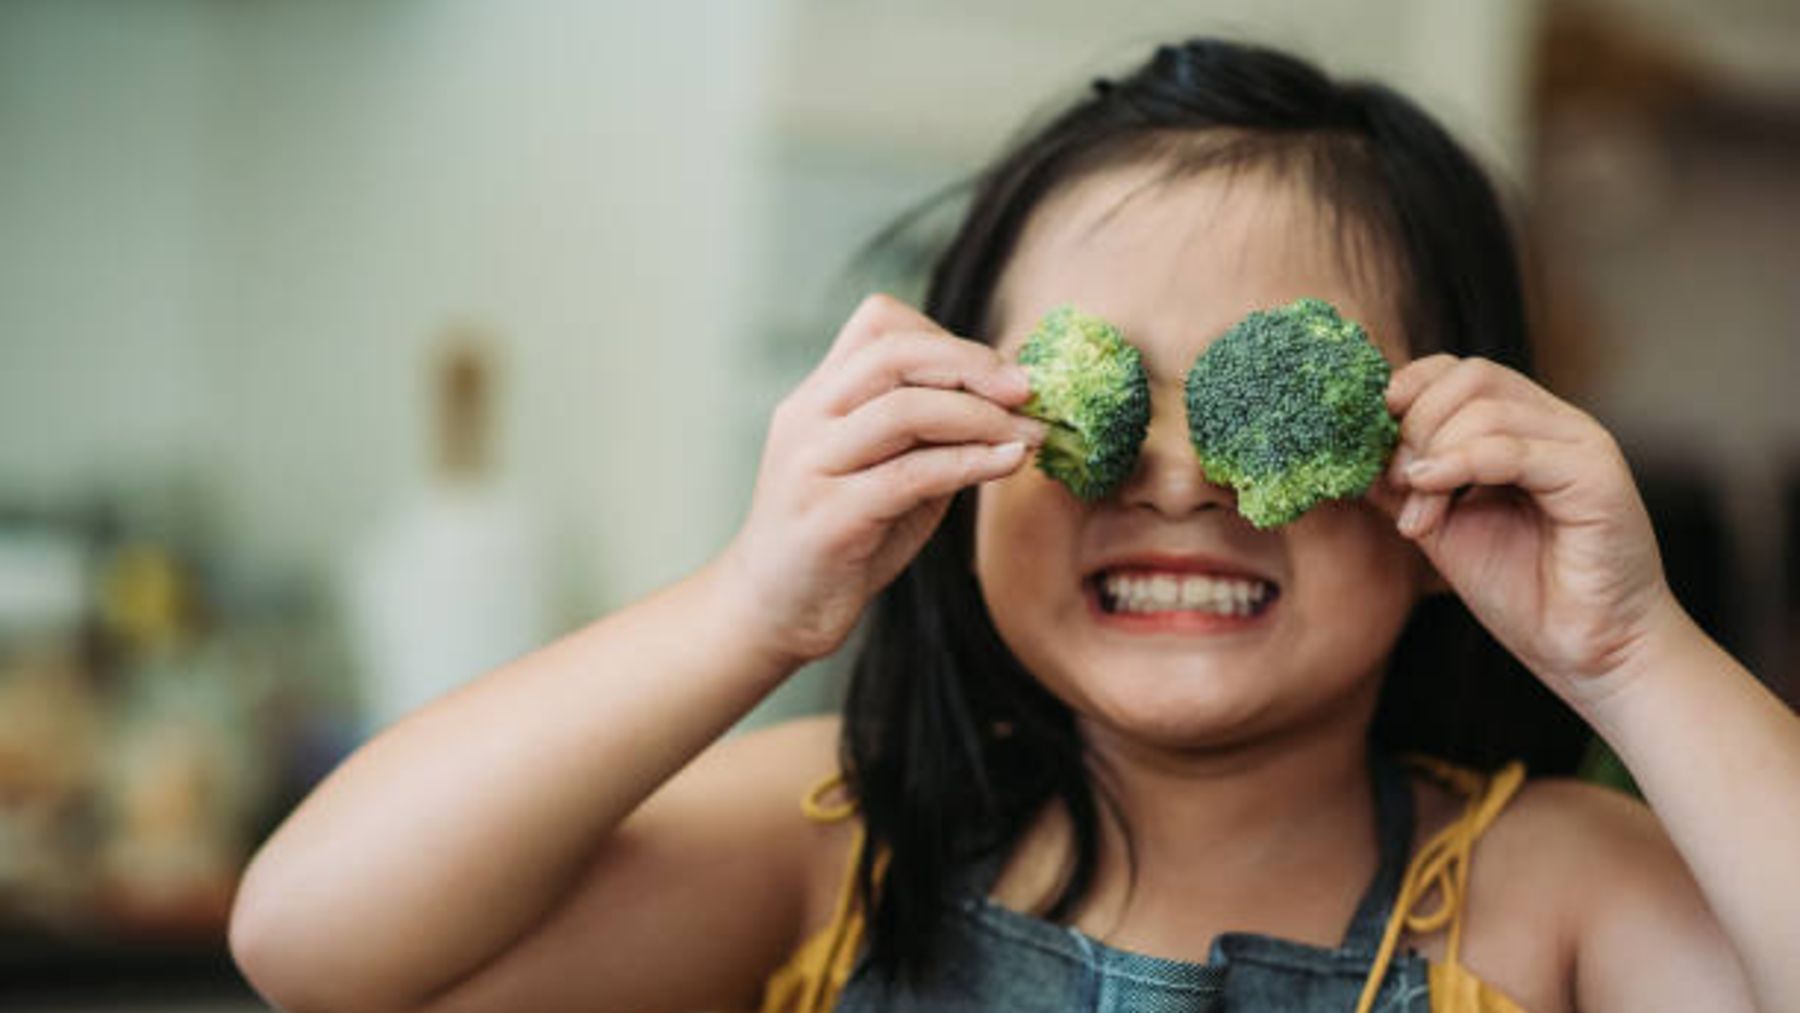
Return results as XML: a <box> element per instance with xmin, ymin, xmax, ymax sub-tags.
<box><xmin>718</xmin><ymin>294</ymin><xmax>1047</xmax><ymax>667</ymax></box>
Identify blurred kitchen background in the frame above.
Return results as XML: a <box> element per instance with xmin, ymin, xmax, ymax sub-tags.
<box><xmin>2</xmin><ymin>0</ymin><xmax>1796</xmax><ymax>1008</ymax></box>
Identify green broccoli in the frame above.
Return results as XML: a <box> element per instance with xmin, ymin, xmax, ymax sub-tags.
<box><xmin>1184</xmin><ymin>297</ymin><xmax>1398</xmax><ymax>528</ymax></box>
<box><xmin>1016</xmin><ymin>306</ymin><xmax>1151</xmax><ymax>501</ymax></box>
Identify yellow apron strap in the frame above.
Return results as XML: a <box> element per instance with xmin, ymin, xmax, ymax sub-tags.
<box><xmin>784</xmin><ymin>770</ymin><xmax>887</xmax><ymax>1012</ymax></box>
<box><xmin>802</xmin><ymin>771</ymin><xmax>857</xmax><ymax>823</ymax></box>
<box><xmin>1353</xmin><ymin>760</ymin><xmax>1527</xmax><ymax>1013</ymax></box>
<box><xmin>1445</xmin><ymin>762</ymin><xmax>1525</xmax><ymax>963</ymax></box>
<box><xmin>795</xmin><ymin>822</ymin><xmax>869</xmax><ymax>1012</ymax></box>
<box><xmin>1402</xmin><ymin>754</ymin><xmax>1486</xmax><ymax>797</ymax></box>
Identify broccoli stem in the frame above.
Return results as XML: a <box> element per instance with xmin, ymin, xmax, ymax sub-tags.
<box><xmin>1039</xmin><ymin>423</ymin><xmax>1086</xmax><ymax>463</ymax></box>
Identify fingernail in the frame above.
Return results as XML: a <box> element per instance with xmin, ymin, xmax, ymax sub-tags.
<box><xmin>1404</xmin><ymin>457</ymin><xmax>1436</xmax><ymax>481</ymax></box>
<box><xmin>1005</xmin><ymin>365</ymin><xmax>1034</xmax><ymax>395</ymax></box>
<box><xmin>1398</xmin><ymin>495</ymin><xmax>1423</xmax><ymax>534</ymax></box>
<box><xmin>993</xmin><ymin>440</ymin><xmax>1027</xmax><ymax>460</ymax></box>
<box><xmin>1017</xmin><ymin>419</ymin><xmax>1050</xmax><ymax>445</ymax></box>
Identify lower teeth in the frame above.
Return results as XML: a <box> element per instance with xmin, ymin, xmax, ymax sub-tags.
<box><xmin>1101</xmin><ymin>594</ymin><xmax>1265</xmax><ymax>617</ymax></box>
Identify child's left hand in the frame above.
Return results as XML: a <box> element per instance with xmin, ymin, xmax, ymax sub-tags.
<box><xmin>1378</xmin><ymin>354</ymin><xmax>1681</xmax><ymax>704</ymax></box>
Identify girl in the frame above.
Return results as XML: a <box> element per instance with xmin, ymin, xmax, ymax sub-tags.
<box><xmin>229</xmin><ymin>40</ymin><xmax>1798</xmax><ymax>1013</ymax></box>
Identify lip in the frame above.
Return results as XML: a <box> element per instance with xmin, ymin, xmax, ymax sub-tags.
<box><xmin>1082</xmin><ymin>551</ymin><xmax>1278</xmax><ymax>585</ymax></box>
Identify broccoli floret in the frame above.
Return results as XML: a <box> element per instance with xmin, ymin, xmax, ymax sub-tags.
<box><xmin>1184</xmin><ymin>297</ymin><xmax>1398</xmax><ymax>528</ymax></box>
<box><xmin>1016</xmin><ymin>306</ymin><xmax>1151</xmax><ymax>501</ymax></box>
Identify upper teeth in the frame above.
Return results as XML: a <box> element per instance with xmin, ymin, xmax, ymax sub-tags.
<box><xmin>1101</xmin><ymin>572</ymin><xmax>1272</xmax><ymax>616</ymax></box>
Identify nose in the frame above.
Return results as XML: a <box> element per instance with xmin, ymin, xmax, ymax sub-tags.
<box><xmin>1116</xmin><ymin>382</ymin><xmax>1235</xmax><ymax>518</ymax></box>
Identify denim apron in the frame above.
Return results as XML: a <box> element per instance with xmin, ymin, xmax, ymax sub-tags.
<box><xmin>831</xmin><ymin>753</ymin><xmax>1430</xmax><ymax>1012</ymax></box>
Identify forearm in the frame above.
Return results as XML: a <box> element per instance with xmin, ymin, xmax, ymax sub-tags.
<box><xmin>230</xmin><ymin>557</ymin><xmax>795</xmax><ymax>1011</ymax></box>
<box><xmin>1578</xmin><ymin>599</ymin><xmax>1800</xmax><ymax>1010</ymax></box>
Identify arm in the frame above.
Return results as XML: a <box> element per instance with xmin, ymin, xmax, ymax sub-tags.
<box><xmin>230</xmin><ymin>563</ymin><xmax>806</xmax><ymax>1013</ymax></box>
<box><xmin>1383</xmin><ymin>355</ymin><xmax>1793</xmax><ymax>1011</ymax></box>
<box><xmin>229</xmin><ymin>293</ymin><xmax>1045</xmax><ymax>1012</ymax></box>
<box><xmin>1575</xmin><ymin>602</ymin><xmax>1799</xmax><ymax>1010</ymax></box>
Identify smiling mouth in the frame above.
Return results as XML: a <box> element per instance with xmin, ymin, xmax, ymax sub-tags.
<box><xmin>1090</xmin><ymin>570</ymin><xmax>1280</xmax><ymax>618</ymax></box>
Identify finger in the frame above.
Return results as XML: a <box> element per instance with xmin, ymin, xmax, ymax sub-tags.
<box><xmin>1396</xmin><ymin>490</ymin><xmax>1453</xmax><ymax>539</ymax></box>
<box><xmin>1402</xmin><ymin>433</ymin><xmax>1583</xmax><ymax>500</ymax></box>
<box><xmin>1385</xmin><ymin>353</ymin><xmax>1461</xmax><ymax>416</ymax></box>
<box><xmin>815</xmin><ymin>331</ymin><xmax>1030</xmax><ymax>416</ymax></box>
<box><xmin>820</xmin><ymin>293</ymin><xmax>944</xmax><ymax>369</ymax></box>
<box><xmin>848</xmin><ymin>441</ymin><xmax>1031</xmax><ymax>521</ymax></box>
<box><xmin>1363</xmin><ymin>466</ymin><xmax>1410</xmax><ymax>521</ymax></box>
<box><xmin>814</xmin><ymin>387</ymin><xmax>1049</xmax><ymax>476</ymax></box>
<box><xmin>1404</xmin><ymin>485</ymin><xmax>1531</xmax><ymax>542</ymax></box>
<box><xmin>1388</xmin><ymin>395</ymin><xmax>1585</xmax><ymax>489</ymax></box>
<box><xmin>1394</xmin><ymin>359</ymin><xmax>1581</xmax><ymax>459</ymax></box>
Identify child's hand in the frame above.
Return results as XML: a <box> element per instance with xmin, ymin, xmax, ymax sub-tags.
<box><xmin>719</xmin><ymin>295</ymin><xmax>1047</xmax><ymax>668</ymax></box>
<box><xmin>1380</xmin><ymin>355</ymin><xmax>1678</xmax><ymax>703</ymax></box>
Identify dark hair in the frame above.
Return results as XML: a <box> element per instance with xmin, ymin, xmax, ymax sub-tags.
<box><xmin>839</xmin><ymin>38</ymin><xmax>1589</xmax><ymax>987</ymax></box>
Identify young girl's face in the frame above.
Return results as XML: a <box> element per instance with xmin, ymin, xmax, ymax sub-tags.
<box><xmin>975</xmin><ymin>161</ymin><xmax>1431</xmax><ymax>751</ymax></box>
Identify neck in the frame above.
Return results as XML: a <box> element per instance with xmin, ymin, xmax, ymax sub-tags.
<box><xmin>1095</xmin><ymin>718</ymin><xmax>1369</xmax><ymax>851</ymax></box>
<box><xmin>1045</xmin><ymin>689</ymin><xmax>1388</xmax><ymax>947</ymax></box>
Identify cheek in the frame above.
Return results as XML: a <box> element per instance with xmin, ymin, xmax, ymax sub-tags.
<box><xmin>1293</xmin><ymin>503</ymin><xmax>1424</xmax><ymax>637</ymax></box>
<box><xmin>975</xmin><ymin>476</ymin><xmax>1038</xmax><ymax>579</ymax></box>
<box><xmin>974</xmin><ymin>473</ymin><xmax>1078</xmax><ymax>613</ymax></box>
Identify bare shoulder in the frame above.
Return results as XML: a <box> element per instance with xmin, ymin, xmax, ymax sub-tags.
<box><xmin>1478</xmin><ymin>776</ymin><xmax>1717</xmax><ymax>937</ymax></box>
<box><xmin>1483</xmin><ymin>775</ymin><xmax>1673</xmax><ymax>883</ymax></box>
<box><xmin>639</xmin><ymin>713</ymin><xmax>859</xmax><ymax>945</ymax></box>
<box><xmin>650</xmin><ymin>711</ymin><xmax>845</xmax><ymax>820</ymax></box>
<box><xmin>633</xmin><ymin>712</ymin><xmax>853</xmax><ymax>883</ymax></box>
<box><xmin>1411</xmin><ymin>771</ymin><xmax>1689</xmax><ymax>918</ymax></box>
<box><xmin>727</xmin><ymin>713</ymin><xmax>864</xmax><ymax>954</ymax></box>
<box><xmin>1408</xmin><ymin>772</ymin><xmax>1753</xmax><ymax>1013</ymax></box>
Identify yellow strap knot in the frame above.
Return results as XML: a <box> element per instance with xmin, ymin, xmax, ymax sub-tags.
<box><xmin>801</xmin><ymin>771</ymin><xmax>857</xmax><ymax>823</ymax></box>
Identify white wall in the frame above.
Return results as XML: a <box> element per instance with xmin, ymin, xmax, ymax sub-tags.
<box><xmin>198</xmin><ymin>0</ymin><xmax>775</xmax><ymax>609</ymax></box>
<box><xmin>771</xmin><ymin>0</ymin><xmax>1541</xmax><ymax>182</ymax></box>
<box><xmin>2</xmin><ymin>0</ymin><xmax>777</xmax><ymax>616</ymax></box>
<box><xmin>0</xmin><ymin>1</ymin><xmax>215</xmax><ymax>497</ymax></box>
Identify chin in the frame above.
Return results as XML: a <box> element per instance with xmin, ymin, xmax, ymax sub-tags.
<box><xmin>1069</xmin><ymin>662</ymin><xmax>1284</xmax><ymax>752</ymax></box>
